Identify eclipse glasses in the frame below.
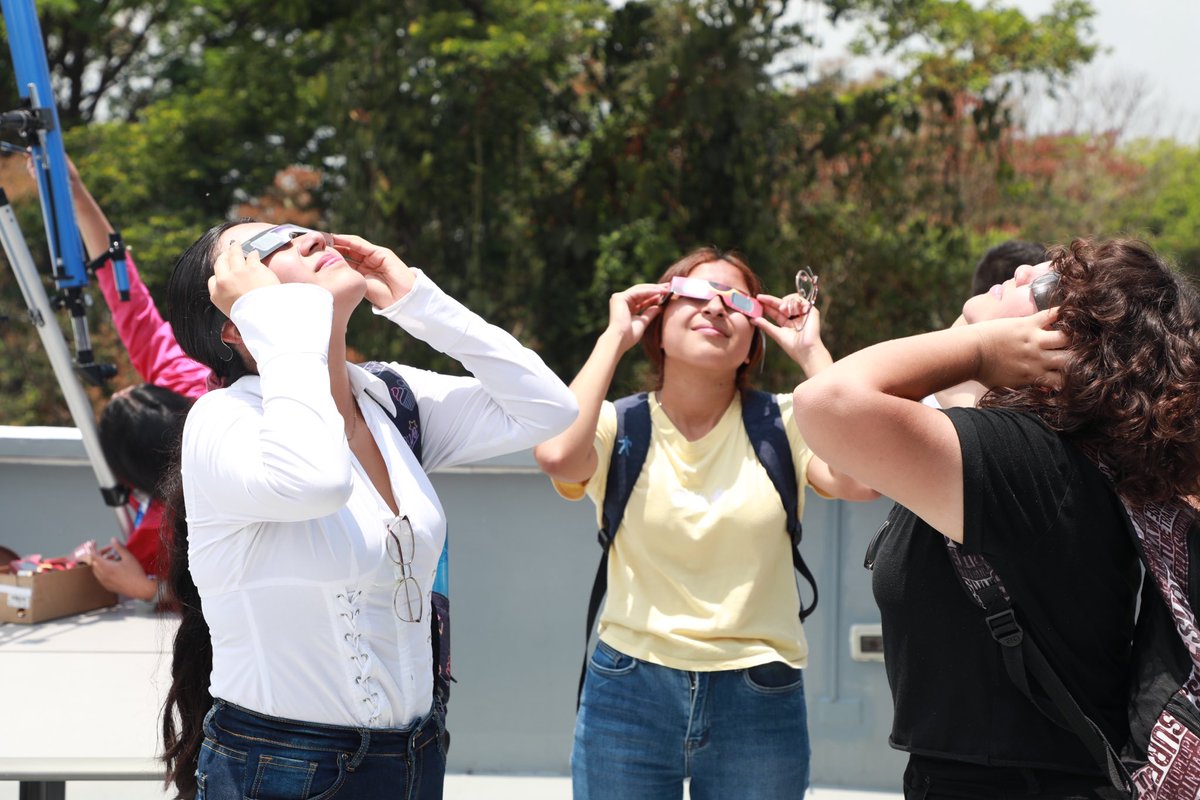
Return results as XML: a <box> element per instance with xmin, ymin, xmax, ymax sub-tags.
<box><xmin>242</xmin><ymin>224</ymin><xmax>333</xmax><ymax>261</ymax></box>
<box><xmin>668</xmin><ymin>276</ymin><xmax>764</xmax><ymax>318</ymax></box>
<box><xmin>666</xmin><ymin>267</ymin><xmax>821</xmax><ymax>324</ymax></box>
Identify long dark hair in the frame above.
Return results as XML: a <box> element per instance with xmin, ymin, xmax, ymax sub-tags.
<box><xmin>165</xmin><ymin>220</ymin><xmax>256</xmax><ymax>387</ymax></box>
<box><xmin>99</xmin><ymin>384</ymin><xmax>192</xmax><ymax>499</ymax></box>
<box><xmin>984</xmin><ymin>238</ymin><xmax>1200</xmax><ymax>505</ymax></box>
<box><xmin>640</xmin><ymin>246</ymin><xmax>766</xmax><ymax>390</ymax></box>
<box><xmin>160</xmin><ymin>466</ymin><xmax>209</xmax><ymax>800</ymax></box>
<box><xmin>160</xmin><ymin>221</ymin><xmax>252</xmax><ymax>799</ymax></box>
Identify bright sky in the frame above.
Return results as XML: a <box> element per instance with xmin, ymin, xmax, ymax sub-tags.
<box><xmin>1009</xmin><ymin>0</ymin><xmax>1200</xmax><ymax>140</ymax></box>
<box><xmin>793</xmin><ymin>0</ymin><xmax>1200</xmax><ymax>141</ymax></box>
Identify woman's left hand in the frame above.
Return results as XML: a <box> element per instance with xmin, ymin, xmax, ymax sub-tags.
<box><xmin>754</xmin><ymin>293</ymin><xmax>831</xmax><ymax>375</ymax></box>
<box><xmin>974</xmin><ymin>309</ymin><xmax>1070</xmax><ymax>390</ymax></box>
<box><xmin>330</xmin><ymin>234</ymin><xmax>416</xmax><ymax>308</ymax></box>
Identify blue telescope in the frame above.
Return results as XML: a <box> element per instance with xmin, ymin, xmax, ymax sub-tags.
<box><xmin>1</xmin><ymin>0</ymin><xmax>129</xmax><ymax>383</ymax></box>
<box><xmin>0</xmin><ymin>0</ymin><xmax>132</xmax><ymax>537</ymax></box>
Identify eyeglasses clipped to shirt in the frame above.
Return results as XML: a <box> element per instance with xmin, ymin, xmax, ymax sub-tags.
<box><xmin>385</xmin><ymin>516</ymin><xmax>423</xmax><ymax>623</ymax></box>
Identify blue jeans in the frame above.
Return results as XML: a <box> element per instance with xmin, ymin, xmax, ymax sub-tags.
<box><xmin>196</xmin><ymin>698</ymin><xmax>446</xmax><ymax>800</ymax></box>
<box><xmin>573</xmin><ymin>640</ymin><xmax>811</xmax><ymax>800</ymax></box>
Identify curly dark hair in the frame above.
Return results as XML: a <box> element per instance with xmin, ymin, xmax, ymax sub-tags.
<box><xmin>983</xmin><ymin>238</ymin><xmax>1200</xmax><ymax>506</ymax></box>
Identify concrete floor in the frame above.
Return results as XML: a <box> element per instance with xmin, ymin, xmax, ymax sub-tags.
<box><xmin>0</xmin><ymin>775</ymin><xmax>904</xmax><ymax>799</ymax></box>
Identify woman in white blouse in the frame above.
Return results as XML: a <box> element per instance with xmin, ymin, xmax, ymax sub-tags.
<box><xmin>159</xmin><ymin>221</ymin><xmax>577</xmax><ymax>800</ymax></box>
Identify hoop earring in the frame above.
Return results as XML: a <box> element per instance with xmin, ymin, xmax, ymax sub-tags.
<box><xmin>219</xmin><ymin>340</ymin><xmax>234</xmax><ymax>363</ymax></box>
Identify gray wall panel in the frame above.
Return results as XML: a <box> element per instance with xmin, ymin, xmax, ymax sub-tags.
<box><xmin>0</xmin><ymin>427</ymin><xmax>905</xmax><ymax>790</ymax></box>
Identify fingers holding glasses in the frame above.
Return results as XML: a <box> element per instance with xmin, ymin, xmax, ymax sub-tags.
<box><xmin>753</xmin><ymin>285</ymin><xmax>830</xmax><ymax>375</ymax></box>
<box><xmin>974</xmin><ymin>309</ymin><xmax>1070</xmax><ymax>391</ymax></box>
<box><xmin>208</xmin><ymin>236</ymin><xmax>279</xmax><ymax>317</ymax></box>
<box><xmin>608</xmin><ymin>283</ymin><xmax>669</xmax><ymax>349</ymax></box>
<box><xmin>758</xmin><ymin>293</ymin><xmax>814</xmax><ymax>328</ymax></box>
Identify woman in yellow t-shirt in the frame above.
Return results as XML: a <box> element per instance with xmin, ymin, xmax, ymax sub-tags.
<box><xmin>535</xmin><ymin>247</ymin><xmax>877</xmax><ymax>799</ymax></box>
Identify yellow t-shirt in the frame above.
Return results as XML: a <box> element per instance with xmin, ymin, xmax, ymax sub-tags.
<box><xmin>554</xmin><ymin>392</ymin><xmax>816</xmax><ymax>671</ymax></box>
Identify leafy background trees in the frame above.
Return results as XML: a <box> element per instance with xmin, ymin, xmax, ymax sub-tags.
<box><xmin>1</xmin><ymin>0</ymin><xmax>1195</xmax><ymax>424</ymax></box>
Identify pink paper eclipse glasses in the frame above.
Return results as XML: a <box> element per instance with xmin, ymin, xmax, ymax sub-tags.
<box><xmin>667</xmin><ymin>276</ymin><xmax>765</xmax><ymax>318</ymax></box>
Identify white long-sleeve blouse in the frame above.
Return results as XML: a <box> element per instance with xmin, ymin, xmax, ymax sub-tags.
<box><xmin>180</xmin><ymin>270</ymin><xmax>577</xmax><ymax>728</ymax></box>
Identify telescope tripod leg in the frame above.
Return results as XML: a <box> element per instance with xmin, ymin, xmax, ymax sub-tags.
<box><xmin>0</xmin><ymin>189</ymin><xmax>132</xmax><ymax>539</ymax></box>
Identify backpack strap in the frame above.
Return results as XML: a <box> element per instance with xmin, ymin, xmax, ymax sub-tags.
<box><xmin>361</xmin><ymin>361</ymin><xmax>423</xmax><ymax>463</ymax></box>
<box><xmin>577</xmin><ymin>393</ymin><xmax>652</xmax><ymax>706</ymax></box>
<box><xmin>577</xmin><ymin>391</ymin><xmax>819</xmax><ymax>706</ymax></box>
<box><xmin>741</xmin><ymin>390</ymin><xmax>817</xmax><ymax>621</ymax></box>
<box><xmin>943</xmin><ymin>539</ymin><xmax>1132</xmax><ymax>793</ymax></box>
<box><xmin>359</xmin><ymin>361</ymin><xmax>454</xmax><ymax>714</ymax></box>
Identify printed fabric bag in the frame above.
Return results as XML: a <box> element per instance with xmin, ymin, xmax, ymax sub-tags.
<box><xmin>945</xmin><ymin>491</ymin><xmax>1200</xmax><ymax>799</ymax></box>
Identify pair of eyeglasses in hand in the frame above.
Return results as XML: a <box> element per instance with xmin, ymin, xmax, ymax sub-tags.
<box><xmin>790</xmin><ymin>267</ymin><xmax>820</xmax><ymax>331</ymax></box>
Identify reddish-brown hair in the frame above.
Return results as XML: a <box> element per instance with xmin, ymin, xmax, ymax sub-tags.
<box><xmin>640</xmin><ymin>247</ymin><xmax>766</xmax><ymax>390</ymax></box>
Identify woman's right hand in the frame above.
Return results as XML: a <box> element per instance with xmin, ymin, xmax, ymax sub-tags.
<box><xmin>607</xmin><ymin>283</ymin><xmax>669</xmax><ymax>352</ymax></box>
<box><xmin>208</xmin><ymin>237</ymin><xmax>280</xmax><ymax>317</ymax></box>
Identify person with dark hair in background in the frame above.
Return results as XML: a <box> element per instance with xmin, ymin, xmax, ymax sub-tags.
<box><xmin>534</xmin><ymin>247</ymin><xmax>877</xmax><ymax>800</ymax></box>
<box><xmin>928</xmin><ymin>239</ymin><xmax>1050</xmax><ymax>410</ymax></box>
<box><xmin>794</xmin><ymin>238</ymin><xmax>1200</xmax><ymax>799</ymax></box>
<box><xmin>93</xmin><ymin>383</ymin><xmax>191</xmax><ymax>599</ymax></box>
<box><xmin>52</xmin><ymin>160</ymin><xmax>211</xmax><ymax>601</ymax></box>
<box><xmin>969</xmin><ymin>239</ymin><xmax>1047</xmax><ymax>298</ymax></box>
<box><xmin>159</xmin><ymin>220</ymin><xmax>577</xmax><ymax>799</ymax></box>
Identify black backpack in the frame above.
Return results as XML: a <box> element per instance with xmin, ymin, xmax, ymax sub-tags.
<box><xmin>361</xmin><ymin>361</ymin><xmax>454</xmax><ymax>710</ymax></box>
<box><xmin>579</xmin><ymin>390</ymin><xmax>817</xmax><ymax>702</ymax></box>
<box><xmin>944</xmin><ymin>485</ymin><xmax>1200</xmax><ymax>799</ymax></box>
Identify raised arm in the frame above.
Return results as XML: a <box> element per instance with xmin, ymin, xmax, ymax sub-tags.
<box><xmin>335</xmin><ymin>232</ymin><xmax>577</xmax><ymax>468</ymax></box>
<box><xmin>187</xmin><ymin>245</ymin><xmax>352</xmax><ymax>523</ymax></box>
<box><xmin>755</xmin><ymin>293</ymin><xmax>832</xmax><ymax>377</ymax></box>
<box><xmin>534</xmin><ymin>283</ymin><xmax>668</xmax><ymax>484</ymax></box>
<box><xmin>65</xmin><ymin>161</ymin><xmax>211</xmax><ymax>397</ymax></box>
<box><xmin>792</xmin><ymin>311</ymin><xmax>1067</xmax><ymax>541</ymax></box>
<box><xmin>931</xmin><ymin>315</ymin><xmax>989</xmax><ymax>409</ymax></box>
<box><xmin>759</xmin><ymin>287</ymin><xmax>878</xmax><ymax>501</ymax></box>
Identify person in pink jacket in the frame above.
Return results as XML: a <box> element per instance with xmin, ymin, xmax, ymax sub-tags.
<box><xmin>61</xmin><ymin>159</ymin><xmax>210</xmax><ymax>602</ymax></box>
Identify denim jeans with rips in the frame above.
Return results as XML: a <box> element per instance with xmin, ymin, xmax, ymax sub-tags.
<box><xmin>196</xmin><ymin>698</ymin><xmax>446</xmax><ymax>800</ymax></box>
<box><xmin>573</xmin><ymin>639</ymin><xmax>811</xmax><ymax>800</ymax></box>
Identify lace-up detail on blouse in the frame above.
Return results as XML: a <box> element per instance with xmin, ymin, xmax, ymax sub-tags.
<box><xmin>336</xmin><ymin>589</ymin><xmax>382</xmax><ymax>724</ymax></box>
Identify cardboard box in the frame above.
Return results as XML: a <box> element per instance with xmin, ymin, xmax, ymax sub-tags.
<box><xmin>0</xmin><ymin>564</ymin><xmax>117</xmax><ymax>624</ymax></box>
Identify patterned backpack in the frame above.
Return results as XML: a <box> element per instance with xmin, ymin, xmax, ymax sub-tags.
<box><xmin>946</xmin><ymin>484</ymin><xmax>1200</xmax><ymax>798</ymax></box>
<box><xmin>361</xmin><ymin>361</ymin><xmax>454</xmax><ymax>710</ymax></box>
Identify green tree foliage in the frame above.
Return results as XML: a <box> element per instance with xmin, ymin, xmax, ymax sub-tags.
<box><xmin>9</xmin><ymin>0</ymin><xmax>1195</xmax><ymax>427</ymax></box>
<box><xmin>1109</xmin><ymin>140</ymin><xmax>1200</xmax><ymax>273</ymax></box>
<box><xmin>320</xmin><ymin>0</ymin><xmax>609</xmax><ymax>372</ymax></box>
<box><xmin>769</xmin><ymin>0</ymin><xmax>1099</xmax><ymax>360</ymax></box>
